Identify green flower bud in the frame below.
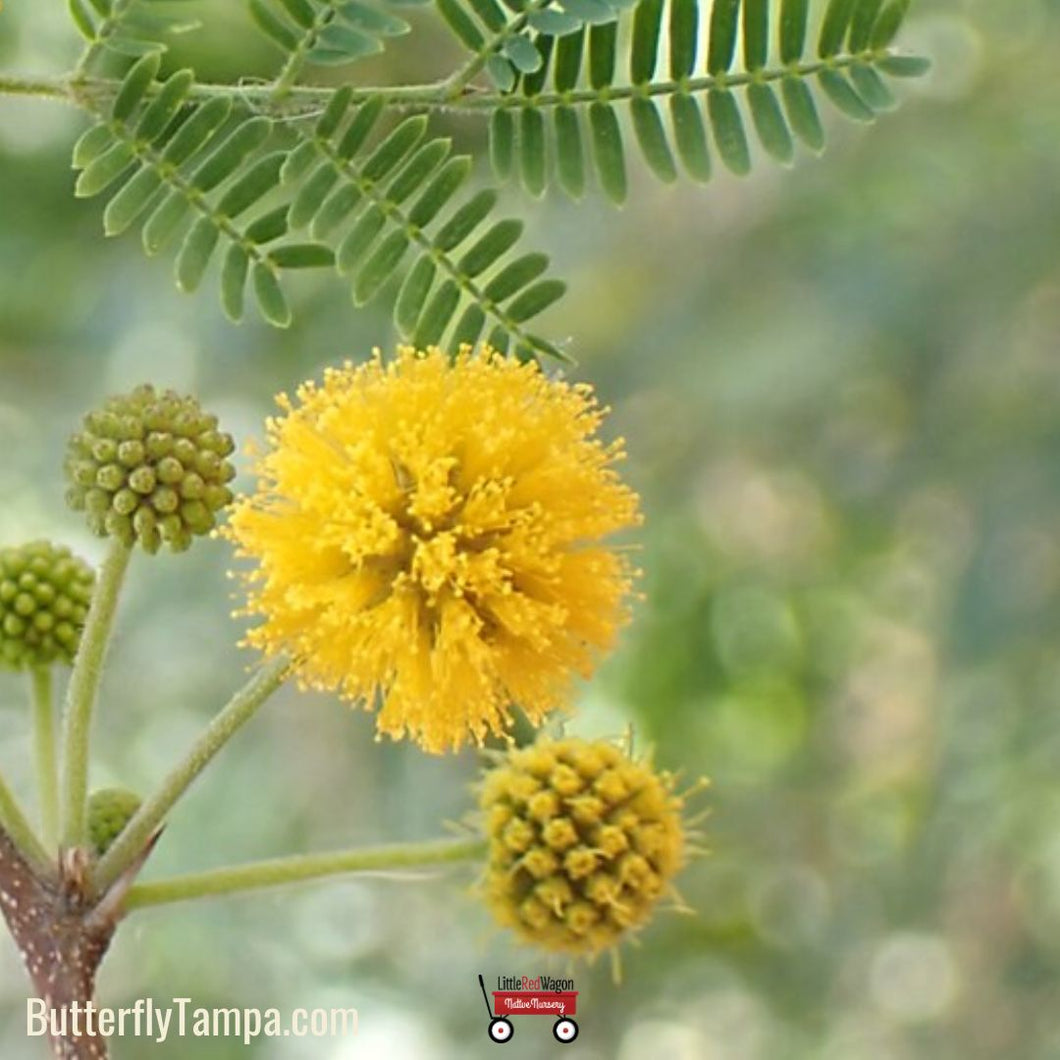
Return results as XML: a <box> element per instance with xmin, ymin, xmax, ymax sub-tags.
<box><xmin>479</xmin><ymin>738</ymin><xmax>695</xmax><ymax>959</ymax></box>
<box><xmin>0</xmin><ymin>542</ymin><xmax>94</xmax><ymax>670</ymax></box>
<box><xmin>65</xmin><ymin>385</ymin><xmax>237</xmax><ymax>554</ymax></box>
<box><xmin>87</xmin><ymin>787</ymin><xmax>142</xmax><ymax>856</ymax></box>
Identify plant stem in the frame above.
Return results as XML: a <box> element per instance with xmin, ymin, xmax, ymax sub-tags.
<box><xmin>93</xmin><ymin>654</ymin><xmax>292</xmax><ymax>894</ymax></box>
<box><xmin>123</xmin><ymin>836</ymin><xmax>487</xmax><ymax>909</ymax></box>
<box><xmin>0</xmin><ymin>74</ymin><xmax>74</xmax><ymax>103</ymax></box>
<box><xmin>0</xmin><ymin>53</ymin><xmax>886</xmax><ymax>119</ymax></box>
<box><xmin>60</xmin><ymin>540</ymin><xmax>133</xmax><ymax>851</ymax></box>
<box><xmin>0</xmin><ymin>772</ymin><xmax>52</xmax><ymax>877</ymax></box>
<box><xmin>30</xmin><ymin>667</ymin><xmax>59</xmax><ymax>848</ymax></box>
<box><xmin>269</xmin><ymin>1</ymin><xmax>341</xmax><ymax>103</ymax></box>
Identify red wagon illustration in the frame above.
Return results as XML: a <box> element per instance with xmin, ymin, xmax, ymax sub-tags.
<box><xmin>477</xmin><ymin>974</ymin><xmax>579</xmax><ymax>1044</ymax></box>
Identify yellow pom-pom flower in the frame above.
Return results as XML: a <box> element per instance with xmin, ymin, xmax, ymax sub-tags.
<box><xmin>223</xmin><ymin>347</ymin><xmax>641</xmax><ymax>753</ymax></box>
<box><xmin>479</xmin><ymin>737</ymin><xmax>693</xmax><ymax>959</ymax></box>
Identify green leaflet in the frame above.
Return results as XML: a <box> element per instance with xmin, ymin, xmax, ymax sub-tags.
<box><xmin>631</xmin><ymin>97</ymin><xmax>677</xmax><ymax>184</ymax></box>
<box><xmin>221</xmin><ymin>244</ymin><xmax>250</xmax><ymax>321</ymax></box>
<box><xmin>708</xmin><ymin>90</ymin><xmax>751</xmax><ymax>176</ymax></box>
<box><xmin>459</xmin><ymin>219</ymin><xmax>524</xmax><ymax>277</ymax></box>
<box><xmin>630</xmin><ymin>0</ymin><xmax>663</xmax><ymax>84</ymax></box>
<box><xmin>782</xmin><ymin>76</ymin><xmax>825</xmax><ymax>151</ymax></box>
<box><xmin>435</xmin><ymin>190</ymin><xmax>497</xmax><ymax>251</ymax></box>
<box><xmin>669</xmin><ymin>0</ymin><xmax>698</xmax><ymax>80</ymax></box>
<box><xmin>190</xmin><ymin>119</ymin><xmax>273</xmax><ymax>195</ymax></box>
<box><xmin>589</xmin><ymin>22</ymin><xmax>617</xmax><ymax>90</ymax></box>
<box><xmin>354</xmin><ymin>230</ymin><xmax>410</xmax><ymax>304</ymax></box>
<box><xmin>747</xmin><ymin>83</ymin><xmax>793</xmax><ymax>165</ymax></box>
<box><xmin>520</xmin><ymin>109</ymin><xmax>547</xmax><ymax>197</ymax></box>
<box><xmin>555</xmin><ymin>107</ymin><xmax>586</xmax><ymax>199</ymax></box>
<box><xmin>337</xmin><ymin>206</ymin><xmax>387</xmax><ymax>274</ymax></box>
<box><xmin>175</xmin><ymin>217</ymin><xmax>220</xmax><ymax>293</ymax></box>
<box><xmin>490</xmin><ymin>110</ymin><xmax>515</xmax><ymax>180</ymax></box>
<box><xmin>670</xmin><ymin>94</ymin><xmax>711</xmax><ymax>182</ymax></box>
<box><xmin>75</xmin><ymin>143</ymin><xmax>135</xmax><ymax>198</ymax></box>
<box><xmin>111</xmin><ymin>52</ymin><xmax>161</xmax><ymax>122</ymax></box>
<box><xmin>818</xmin><ymin>68</ymin><xmax>875</xmax><ymax>122</ymax></box>
<box><xmin>252</xmin><ymin>262</ymin><xmax>292</xmax><ymax>327</ymax></box>
<box><xmin>389</xmin><ymin>140</ymin><xmax>451</xmax><ymax>204</ymax></box>
<box><xmin>589</xmin><ymin>102</ymin><xmax>626</xmax><ymax>204</ymax></box>
<box><xmin>780</xmin><ymin>0</ymin><xmax>810</xmax><ymax>63</ymax></box>
<box><xmin>312</xmin><ymin>184</ymin><xmax>363</xmax><ymax>239</ymax></box>
<box><xmin>871</xmin><ymin>0</ymin><xmax>911</xmax><ymax>49</ymax></box>
<box><xmin>849</xmin><ymin>0</ymin><xmax>886</xmax><ymax>52</ymax></box>
<box><xmin>850</xmin><ymin>62</ymin><xmax>896</xmax><ymax>110</ymax></box>
<box><xmin>409</xmin><ymin>158</ymin><xmax>472</xmax><ymax>227</ymax></box>
<box><xmin>72</xmin><ymin>125</ymin><xmax>114</xmax><ymax>169</ymax></box>
<box><xmin>396</xmin><ymin>256</ymin><xmax>437</xmax><ymax>335</ymax></box>
<box><xmin>290</xmin><ymin>164</ymin><xmax>340</xmax><ymax>229</ymax></box>
<box><xmin>103</xmin><ymin>167</ymin><xmax>163</xmax><ymax>235</ymax></box>
<box><xmin>484</xmin><ymin>253</ymin><xmax>548</xmax><ymax>302</ymax></box>
<box><xmin>742</xmin><ymin>0</ymin><xmax>769</xmax><ymax>72</ymax></box>
<box><xmin>414</xmin><ymin>279</ymin><xmax>461</xmax><ymax>347</ymax></box>
<box><xmin>707</xmin><ymin>0</ymin><xmax>740</xmax><ymax>76</ymax></box>
<box><xmin>135</xmin><ymin>70</ymin><xmax>194</xmax><ymax>142</ymax></box>
<box><xmin>217</xmin><ymin>153</ymin><xmax>285</xmax><ymax>220</ymax></box>
<box><xmin>507</xmin><ymin>279</ymin><xmax>565</xmax><ymax>323</ymax></box>
<box><xmin>270</xmin><ymin>243</ymin><xmax>335</xmax><ymax>267</ymax></box>
<box><xmin>451</xmin><ymin>304</ymin><xmax>486</xmax><ymax>349</ymax></box>
<box><xmin>819</xmin><ymin>0</ymin><xmax>858</xmax><ymax>58</ymax></box>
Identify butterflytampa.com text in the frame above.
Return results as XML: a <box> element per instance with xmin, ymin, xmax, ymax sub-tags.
<box><xmin>27</xmin><ymin>997</ymin><xmax>358</xmax><ymax>1045</ymax></box>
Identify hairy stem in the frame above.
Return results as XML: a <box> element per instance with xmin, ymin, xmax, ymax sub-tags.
<box><xmin>60</xmin><ymin>541</ymin><xmax>133</xmax><ymax>851</ymax></box>
<box><xmin>31</xmin><ymin>667</ymin><xmax>59</xmax><ymax>849</ymax></box>
<box><xmin>0</xmin><ymin>771</ymin><xmax>52</xmax><ymax>877</ymax></box>
<box><xmin>123</xmin><ymin>836</ymin><xmax>487</xmax><ymax>909</ymax></box>
<box><xmin>93</xmin><ymin>654</ymin><xmax>292</xmax><ymax>894</ymax></box>
<box><xmin>270</xmin><ymin>0</ymin><xmax>342</xmax><ymax>102</ymax></box>
<box><xmin>0</xmin><ymin>74</ymin><xmax>73</xmax><ymax>102</ymax></box>
<box><xmin>0</xmin><ymin>52</ymin><xmax>887</xmax><ymax>119</ymax></box>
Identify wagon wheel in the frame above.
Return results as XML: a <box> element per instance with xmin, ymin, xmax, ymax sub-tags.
<box><xmin>488</xmin><ymin>1017</ymin><xmax>514</xmax><ymax>1043</ymax></box>
<box><xmin>553</xmin><ymin>1016</ymin><xmax>579</xmax><ymax>1043</ymax></box>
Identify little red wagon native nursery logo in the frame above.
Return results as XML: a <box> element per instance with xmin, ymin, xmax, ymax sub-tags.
<box><xmin>477</xmin><ymin>974</ymin><xmax>579</xmax><ymax>1044</ymax></box>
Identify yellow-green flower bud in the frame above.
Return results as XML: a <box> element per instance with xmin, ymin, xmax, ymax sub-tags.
<box><xmin>0</xmin><ymin>541</ymin><xmax>94</xmax><ymax>670</ymax></box>
<box><xmin>87</xmin><ymin>787</ymin><xmax>142</xmax><ymax>856</ymax></box>
<box><xmin>65</xmin><ymin>385</ymin><xmax>236</xmax><ymax>553</ymax></box>
<box><xmin>479</xmin><ymin>738</ymin><xmax>692</xmax><ymax>959</ymax></box>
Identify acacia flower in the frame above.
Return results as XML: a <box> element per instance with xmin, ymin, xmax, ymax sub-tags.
<box><xmin>478</xmin><ymin>737</ymin><xmax>695</xmax><ymax>959</ymax></box>
<box><xmin>224</xmin><ymin>346</ymin><xmax>641</xmax><ymax>753</ymax></box>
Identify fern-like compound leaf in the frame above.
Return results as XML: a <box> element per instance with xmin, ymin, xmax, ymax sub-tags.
<box><xmin>275</xmin><ymin>92</ymin><xmax>569</xmax><ymax>358</ymax></box>
<box><xmin>486</xmin><ymin>0</ymin><xmax>929</xmax><ymax>198</ymax></box>
<box><xmin>72</xmin><ymin>64</ymin><xmax>332</xmax><ymax>328</ymax></box>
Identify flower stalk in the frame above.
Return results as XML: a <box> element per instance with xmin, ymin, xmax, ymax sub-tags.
<box><xmin>0</xmin><ymin>771</ymin><xmax>52</xmax><ymax>877</ymax></box>
<box><xmin>93</xmin><ymin>654</ymin><xmax>292</xmax><ymax>894</ymax></box>
<box><xmin>31</xmin><ymin>666</ymin><xmax>59</xmax><ymax>848</ymax></box>
<box><xmin>123</xmin><ymin>836</ymin><xmax>487</xmax><ymax>910</ymax></box>
<box><xmin>60</xmin><ymin>540</ymin><xmax>132</xmax><ymax>850</ymax></box>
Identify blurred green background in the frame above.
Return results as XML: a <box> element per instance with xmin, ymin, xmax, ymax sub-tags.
<box><xmin>1</xmin><ymin>0</ymin><xmax>1057</xmax><ymax>1057</ymax></box>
